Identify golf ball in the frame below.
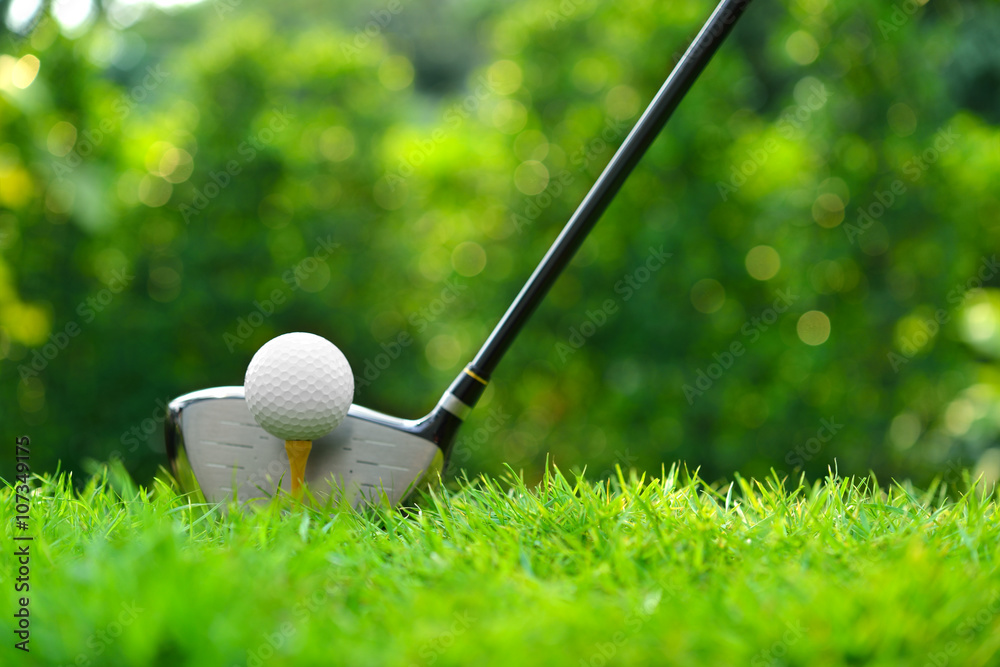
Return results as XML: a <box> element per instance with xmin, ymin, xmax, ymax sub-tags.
<box><xmin>244</xmin><ymin>332</ymin><xmax>354</xmax><ymax>441</ymax></box>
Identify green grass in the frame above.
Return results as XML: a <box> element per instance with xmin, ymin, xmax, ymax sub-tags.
<box><xmin>3</xmin><ymin>464</ymin><xmax>1000</xmax><ymax>667</ymax></box>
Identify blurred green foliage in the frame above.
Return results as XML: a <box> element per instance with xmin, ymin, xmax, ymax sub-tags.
<box><xmin>1</xmin><ymin>0</ymin><xmax>999</xmax><ymax>486</ymax></box>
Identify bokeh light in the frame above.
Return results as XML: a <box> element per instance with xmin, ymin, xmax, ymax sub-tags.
<box><xmin>785</xmin><ymin>31</ymin><xmax>819</xmax><ymax>65</ymax></box>
<box><xmin>690</xmin><ymin>279</ymin><xmax>726</xmax><ymax>314</ymax></box>
<box><xmin>812</xmin><ymin>193</ymin><xmax>845</xmax><ymax>228</ymax></box>
<box><xmin>319</xmin><ymin>127</ymin><xmax>355</xmax><ymax>162</ymax></box>
<box><xmin>605</xmin><ymin>85</ymin><xmax>640</xmax><ymax>120</ymax></box>
<box><xmin>138</xmin><ymin>175</ymin><xmax>171</xmax><ymax>208</ymax></box>
<box><xmin>744</xmin><ymin>245</ymin><xmax>781</xmax><ymax>281</ymax></box>
<box><xmin>451</xmin><ymin>241</ymin><xmax>487</xmax><ymax>277</ymax></box>
<box><xmin>487</xmin><ymin>60</ymin><xmax>522</xmax><ymax>95</ymax></box>
<box><xmin>426</xmin><ymin>334</ymin><xmax>461</xmax><ymax>370</ymax></box>
<box><xmin>888</xmin><ymin>103</ymin><xmax>918</xmax><ymax>137</ymax></box>
<box><xmin>514</xmin><ymin>160</ymin><xmax>549</xmax><ymax>195</ymax></box>
<box><xmin>47</xmin><ymin>122</ymin><xmax>77</xmax><ymax>157</ymax></box>
<box><xmin>378</xmin><ymin>55</ymin><xmax>414</xmax><ymax>91</ymax></box>
<box><xmin>493</xmin><ymin>100</ymin><xmax>528</xmax><ymax>135</ymax></box>
<box><xmin>797</xmin><ymin>311</ymin><xmax>831</xmax><ymax>345</ymax></box>
<box><xmin>11</xmin><ymin>54</ymin><xmax>40</xmax><ymax>88</ymax></box>
<box><xmin>513</xmin><ymin>130</ymin><xmax>548</xmax><ymax>161</ymax></box>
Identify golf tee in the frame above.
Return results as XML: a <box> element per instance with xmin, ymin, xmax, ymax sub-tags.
<box><xmin>285</xmin><ymin>440</ymin><xmax>312</xmax><ymax>497</ymax></box>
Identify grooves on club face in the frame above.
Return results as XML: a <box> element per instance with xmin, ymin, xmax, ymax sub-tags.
<box><xmin>166</xmin><ymin>387</ymin><xmax>461</xmax><ymax>506</ymax></box>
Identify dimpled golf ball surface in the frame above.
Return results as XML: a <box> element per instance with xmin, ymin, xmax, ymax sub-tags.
<box><xmin>245</xmin><ymin>332</ymin><xmax>354</xmax><ymax>441</ymax></box>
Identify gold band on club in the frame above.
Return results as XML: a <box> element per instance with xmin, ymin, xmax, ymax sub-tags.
<box><xmin>464</xmin><ymin>367</ymin><xmax>488</xmax><ymax>385</ymax></box>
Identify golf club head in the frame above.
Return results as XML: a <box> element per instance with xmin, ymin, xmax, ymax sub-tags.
<box><xmin>166</xmin><ymin>386</ymin><xmax>459</xmax><ymax>507</ymax></box>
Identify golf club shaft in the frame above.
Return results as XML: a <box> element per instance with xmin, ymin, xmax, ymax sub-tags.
<box><xmin>464</xmin><ymin>0</ymin><xmax>751</xmax><ymax>385</ymax></box>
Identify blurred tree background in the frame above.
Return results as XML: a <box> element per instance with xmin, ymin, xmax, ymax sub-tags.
<box><xmin>1</xmin><ymin>0</ymin><xmax>999</xmax><ymax>488</ymax></box>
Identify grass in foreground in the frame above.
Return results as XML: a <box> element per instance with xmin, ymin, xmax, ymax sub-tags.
<box><xmin>2</xmin><ymin>465</ymin><xmax>1000</xmax><ymax>667</ymax></box>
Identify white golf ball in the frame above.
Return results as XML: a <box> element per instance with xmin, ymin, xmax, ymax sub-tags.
<box><xmin>244</xmin><ymin>332</ymin><xmax>354</xmax><ymax>441</ymax></box>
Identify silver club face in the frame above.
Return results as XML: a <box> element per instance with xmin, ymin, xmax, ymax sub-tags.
<box><xmin>167</xmin><ymin>387</ymin><xmax>444</xmax><ymax>506</ymax></box>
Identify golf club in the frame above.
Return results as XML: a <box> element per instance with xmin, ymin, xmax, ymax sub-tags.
<box><xmin>166</xmin><ymin>0</ymin><xmax>752</xmax><ymax>506</ymax></box>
